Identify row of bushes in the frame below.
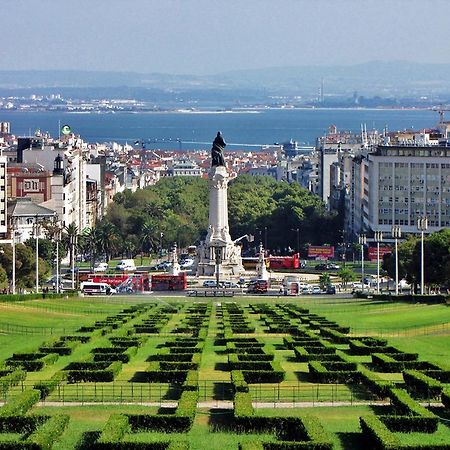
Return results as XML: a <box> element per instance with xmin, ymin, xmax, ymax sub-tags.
<box><xmin>6</xmin><ymin>352</ymin><xmax>58</xmax><ymax>372</ymax></box>
<box><xmin>234</xmin><ymin>391</ymin><xmax>332</xmax><ymax>448</ymax></box>
<box><xmin>0</xmin><ymin>389</ymin><xmax>40</xmax><ymax>417</ymax></box>
<box><xmin>95</xmin><ymin>392</ymin><xmax>197</xmax><ymax>447</ymax></box>
<box><xmin>0</xmin><ymin>369</ymin><xmax>26</xmax><ymax>395</ymax></box>
<box><xmin>371</xmin><ymin>353</ymin><xmax>437</xmax><ymax>373</ymax></box>
<box><xmin>308</xmin><ymin>361</ymin><xmax>360</xmax><ymax>384</ymax></box>
<box><xmin>0</xmin><ymin>292</ymin><xmax>76</xmax><ymax>302</ymax></box>
<box><xmin>66</xmin><ymin>361</ymin><xmax>122</xmax><ymax>383</ymax></box>
<box><xmin>403</xmin><ymin>370</ymin><xmax>443</xmax><ymax>399</ymax></box>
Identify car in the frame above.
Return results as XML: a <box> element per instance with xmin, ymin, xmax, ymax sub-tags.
<box><xmin>326</xmin><ymin>263</ymin><xmax>340</xmax><ymax>270</ymax></box>
<box><xmin>115</xmin><ymin>259</ymin><xmax>136</xmax><ymax>271</ymax></box>
<box><xmin>203</xmin><ymin>280</ymin><xmax>217</xmax><ymax>288</ymax></box>
<box><xmin>93</xmin><ymin>262</ymin><xmax>109</xmax><ymax>273</ymax></box>
<box><xmin>180</xmin><ymin>258</ymin><xmax>195</xmax><ymax>268</ymax></box>
<box><xmin>222</xmin><ymin>281</ymin><xmax>239</xmax><ymax>288</ymax></box>
<box><xmin>301</xmin><ymin>286</ymin><xmax>311</xmax><ymax>295</ymax></box>
<box><xmin>315</xmin><ymin>263</ymin><xmax>328</xmax><ymax>271</ymax></box>
<box><xmin>312</xmin><ymin>286</ymin><xmax>322</xmax><ymax>295</ymax></box>
<box><xmin>325</xmin><ymin>285</ymin><xmax>336</xmax><ymax>294</ymax></box>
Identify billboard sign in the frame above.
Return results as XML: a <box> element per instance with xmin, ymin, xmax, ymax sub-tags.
<box><xmin>368</xmin><ymin>246</ymin><xmax>392</xmax><ymax>261</ymax></box>
<box><xmin>307</xmin><ymin>245</ymin><xmax>334</xmax><ymax>259</ymax></box>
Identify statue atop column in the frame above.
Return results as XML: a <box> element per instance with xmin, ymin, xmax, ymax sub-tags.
<box><xmin>211</xmin><ymin>131</ymin><xmax>226</xmax><ymax>167</ymax></box>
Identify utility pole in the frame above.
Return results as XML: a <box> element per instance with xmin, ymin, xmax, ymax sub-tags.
<box><xmin>358</xmin><ymin>234</ymin><xmax>366</xmax><ymax>293</ymax></box>
<box><xmin>417</xmin><ymin>217</ymin><xmax>428</xmax><ymax>295</ymax></box>
<box><xmin>374</xmin><ymin>231</ymin><xmax>383</xmax><ymax>294</ymax></box>
<box><xmin>391</xmin><ymin>226</ymin><xmax>402</xmax><ymax>296</ymax></box>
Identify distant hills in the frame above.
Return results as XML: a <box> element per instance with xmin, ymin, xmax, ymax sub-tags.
<box><xmin>1</xmin><ymin>61</ymin><xmax>449</xmax><ymax>104</ymax></box>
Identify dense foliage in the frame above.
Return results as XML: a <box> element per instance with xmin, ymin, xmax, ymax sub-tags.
<box><xmin>102</xmin><ymin>174</ymin><xmax>340</xmax><ymax>256</ymax></box>
<box><xmin>383</xmin><ymin>228</ymin><xmax>450</xmax><ymax>288</ymax></box>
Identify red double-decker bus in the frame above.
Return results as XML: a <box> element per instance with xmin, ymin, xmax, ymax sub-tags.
<box><xmin>268</xmin><ymin>253</ymin><xmax>300</xmax><ymax>270</ymax></box>
<box><xmin>88</xmin><ymin>273</ymin><xmax>150</xmax><ymax>292</ymax></box>
<box><xmin>151</xmin><ymin>273</ymin><xmax>187</xmax><ymax>291</ymax></box>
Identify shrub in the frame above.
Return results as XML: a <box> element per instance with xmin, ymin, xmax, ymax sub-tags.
<box><xmin>231</xmin><ymin>370</ymin><xmax>249</xmax><ymax>393</ymax></box>
<box><xmin>403</xmin><ymin>370</ymin><xmax>443</xmax><ymax>399</ymax></box>
<box><xmin>387</xmin><ymin>388</ymin><xmax>438</xmax><ymax>433</ymax></box>
<box><xmin>34</xmin><ymin>372</ymin><xmax>66</xmax><ymax>399</ymax></box>
<box><xmin>358</xmin><ymin>366</ymin><xmax>393</xmax><ymax>398</ymax></box>
<box><xmin>443</xmin><ymin>389</ymin><xmax>450</xmax><ymax>410</ymax></box>
<box><xmin>183</xmin><ymin>370</ymin><xmax>198</xmax><ymax>391</ymax></box>
<box><xmin>0</xmin><ymin>389</ymin><xmax>40</xmax><ymax>417</ymax></box>
<box><xmin>96</xmin><ymin>413</ymin><xmax>130</xmax><ymax>446</ymax></box>
<box><xmin>359</xmin><ymin>415</ymin><xmax>400</xmax><ymax>450</ymax></box>
<box><xmin>0</xmin><ymin>369</ymin><xmax>26</xmax><ymax>395</ymax></box>
<box><xmin>27</xmin><ymin>414</ymin><xmax>70</xmax><ymax>450</ymax></box>
<box><xmin>234</xmin><ymin>392</ymin><xmax>254</xmax><ymax>418</ymax></box>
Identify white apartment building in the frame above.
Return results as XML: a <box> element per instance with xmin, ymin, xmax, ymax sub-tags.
<box><xmin>22</xmin><ymin>140</ymin><xmax>89</xmax><ymax>230</ymax></box>
<box><xmin>349</xmin><ymin>145</ymin><xmax>450</xmax><ymax>236</ymax></box>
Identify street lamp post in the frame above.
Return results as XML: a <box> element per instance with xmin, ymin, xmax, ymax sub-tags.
<box><xmin>159</xmin><ymin>232</ymin><xmax>164</xmax><ymax>260</ymax></box>
<box><xmin>358</xmin><ymin>234</ymin><xmax>366</xmax><ymax>293</ymax></box>
<box><xmin>54</xmin><ymin>220</ymin><xmax>61</xmax><ymax>294</ymax></box>
<box><xmin>264</xmin><ymin>227</ymin><xmax>268</xmax><ymax>252</ymax></box>
<box><xmin>34</xmin><ymin>216</ymin><xmax>40</xmax><ymax>293</ymax></box>
<box><xmin>391</xmin><ymin>225</ymin><xmax>402</xmax><ymax>296</ymax></box>
<box><xmin>417</xmin><ymin>217</ymin><xmax>428</xmax><ymax>295</ymax></box>
<box><xmin>70</xmin><ymin>234</ymin><xmax>77</xmax><ymax>290</ymax></box>
<box><xmin>374</xmin><ymin>231</ymin><xmax>383</xmax><ymax>294</ymax></box>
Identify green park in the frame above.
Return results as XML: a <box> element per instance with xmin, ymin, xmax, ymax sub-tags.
<box><xmin>0</xmin><ymin>293</ymin><xmax>449</xmax><ymax>449</ymax></box>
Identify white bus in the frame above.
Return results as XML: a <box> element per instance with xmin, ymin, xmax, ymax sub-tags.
<box><xmin>80</xmin><ymin>282</ymin><xmax>115</xmax><ymax>295</ymax></box>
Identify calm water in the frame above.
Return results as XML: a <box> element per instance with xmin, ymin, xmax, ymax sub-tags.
<box><xmin>0</xmin><ymin>108</ymin><xmax>438</xmax><ymax>150</ymax></box>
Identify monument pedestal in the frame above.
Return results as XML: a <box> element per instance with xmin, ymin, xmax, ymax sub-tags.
<box><xmin>196</xmin><ymin>166</ymin><xmax>244</xmax><ymax>276</ymax></box>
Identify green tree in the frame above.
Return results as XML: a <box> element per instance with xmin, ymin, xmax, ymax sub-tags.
<box><xmin>338</xmin><ymin>267</ymin><xmax>357</xmax><ymax>288</ymax></box>
<box><xmin>319</xmin><ymin>273</ymin><xmax>331</xmax><ymax>290</ymax></box>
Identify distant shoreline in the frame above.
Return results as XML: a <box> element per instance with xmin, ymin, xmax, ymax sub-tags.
<box><xmin>0</xmin><ymin>105</ymin><xmax>435</xmax><ymax>115</ymax></box>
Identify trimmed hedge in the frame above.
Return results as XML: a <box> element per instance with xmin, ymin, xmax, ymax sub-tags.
<box><xmin>443</xmin><ymin>389</ymin><xmax>450</xmax><ymax>410</ymax></box>
<box><xmin>34</xmin><ymin>372</ymin><xmax>66</xmax><ymax>400</ymax></box>
<box><xmin>308</xmin><ymin>361</ymin><xmax>359</xmax><ymax>384</ymax></box>
<box><xmin>403</xmin><ymin>370</ymin><xmax>443</xmax><ymax>399</ymax></box>
<box><xmin>0</xmin><ymin>389</ymin><xmax>40</xmax><ymax>417</ymax></box>
<box><xmin>234</xmin><ymin>392</ymin><xmax>254</xmax><ymax>418</ymax></box>
<box><xmin>127</xmin><ymin>391</ymin><xmax>198</xmax><ymax>433</ymax></box>
<box><xmin>371</xmin><ymin>353</ymin><xmax>433</xmax><ymax>372</ymax></box>
<box><xmin>27</xmin><ymin>414</ymin><xmax>70</xmax><ymax>450</ymax></box>
<box><xmin>388</xmin><ymin>388</ymin><xmax>438</xmax><ymax>433</ymax></box>
<box><xmin>0</xmin><ymin>369</ymin><xmax>26</xmax><ymax>394</ymax></box>
<box><xmin>96</xmin><ymin>413</ymin><xmax>130</xmax><ymax>447</ymax></box>
<box><xmin>66</xmin><ymin>361</ymin><xmax>122</xmax><ymax>383</ymax></box>
<box><xmin>319</xmin><ymin>327</ymin><xmax>350</xmax><ymax>344</ymax></box>
<box><xmin>358</xmin><ymin>366</ymin><xmax>394</xmax><ymax>398</ymax></box>
<box><xmin>231</xmin><ymin>370</ymin><xmax>249</xmax><ymax>393</ymax></box>
<box><xmin>360</xmin><ymin>415</ymin><xmax>400</xmax><ymax>450</ymax></box>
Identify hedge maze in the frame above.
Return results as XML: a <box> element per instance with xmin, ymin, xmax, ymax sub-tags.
<box><xmin>0</xmin><ymin>299</ymin><xmax>449</xmax><ymax>449</ymax></box>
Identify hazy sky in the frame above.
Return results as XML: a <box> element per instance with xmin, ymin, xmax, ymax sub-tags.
<box><xmin>2</xmin><ymin>0</ymin><xmax>450</xmax><ymax>75</ymax></box>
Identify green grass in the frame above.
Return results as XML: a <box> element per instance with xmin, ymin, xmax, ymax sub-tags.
<box><xmin>0</xmin><ymin>294</ymin><xmax>448</xmax><ymax>449</ymax></box>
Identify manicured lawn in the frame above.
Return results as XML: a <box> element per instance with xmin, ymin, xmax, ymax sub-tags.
<box><xmin>0</xmin><ymin>294</ymin><xmax>449</xmax><ymax>449</ymax></box>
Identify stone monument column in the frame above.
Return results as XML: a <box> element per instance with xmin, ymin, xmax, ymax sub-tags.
<box><xmin>196</xmin><ymin>133</ymin><xmax>244</xmax><ymax>276</ymax></box>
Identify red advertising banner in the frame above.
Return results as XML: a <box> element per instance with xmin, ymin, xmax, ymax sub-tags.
<box><xmin>307</xmin><ymin>246</ymin><xmax>334</xmax><ymax>259</ymax></box>
<box><xmin>368</xmin><ymin>246</ymin><xmax>392</xmax><ymax>261</ymax></box>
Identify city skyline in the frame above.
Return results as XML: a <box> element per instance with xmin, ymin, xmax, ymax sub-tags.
<box><xmin>2</xmin><ymin>0</ymin><xmax>450</xmax><ymax>75</ymax></box>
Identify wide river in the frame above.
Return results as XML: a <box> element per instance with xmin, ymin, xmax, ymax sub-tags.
<box><xmin>0</xmin><ymin>108</ymin><xmax>438</xmax><ymax>150</ymax></box>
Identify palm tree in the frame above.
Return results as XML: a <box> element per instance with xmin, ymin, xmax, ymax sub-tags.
<box><xmin>141</xmin><ymin>221</ymin><xmax>157</xmax><ymax>264</ymax></box>
<box><xmin>97</xmin><ymin>222</ymin><xmax>118</xmax><ymax>262</ymax></box>
<box><xmin>64</xmin><ymin>223</ymin><xmax>79</xmax><ymax>267</ymax></box>
<box><xmin>81</xmin><ymin>227</ymin><xmax>100</xmax><ymax>270</ymax></box>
